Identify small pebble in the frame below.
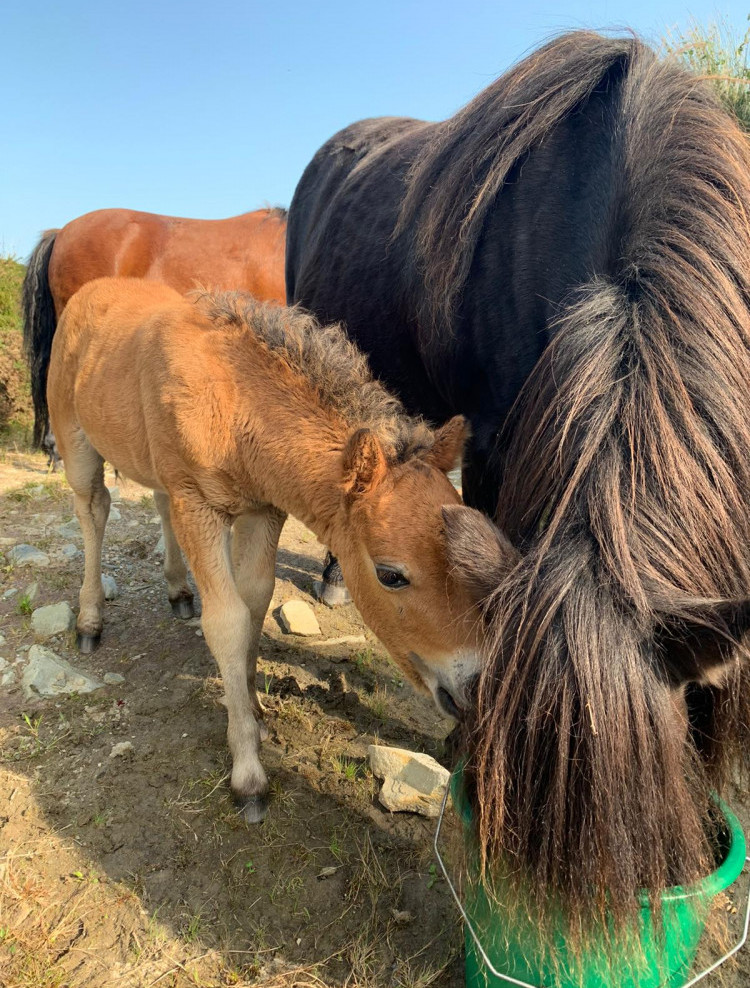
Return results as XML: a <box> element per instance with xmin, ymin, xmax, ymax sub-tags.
<box><xmin>103</xmin><ymin>672</ymin><xmax>125</xmax><ymax>686</ymax></box>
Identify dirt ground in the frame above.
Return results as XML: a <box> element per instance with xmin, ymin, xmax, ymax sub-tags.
<box><xmin>0</xmin><ymin>447</ymin><xmax>467</xmax><ymax>988</ymax></box>
<box><xmin>1</xmin><ymin>447</ymin><xmax>749</xmax><ymax>988</ymax></box>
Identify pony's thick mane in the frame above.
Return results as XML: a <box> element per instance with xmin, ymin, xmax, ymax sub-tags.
<box><xmin>196</xmin><ymin>292</ymin><xmax>434</xmax><ymax>461</ymax></box>
<box><xmin>431</xmin><ymin>33</ymin><xmax>750</xmax><ymax>960</ymax></box>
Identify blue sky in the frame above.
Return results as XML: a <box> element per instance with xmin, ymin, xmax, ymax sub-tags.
<box><xmin>4</xmin><ymin>0</ymin><xmax>749</xmax><ymax>259</ymax></box>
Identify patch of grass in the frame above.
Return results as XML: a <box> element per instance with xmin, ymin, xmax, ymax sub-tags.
<box><xmin>16</xmin><ymin>592</ymin><xmax>32</xmax><ymax>616</ymax></box>
<box><xmin>665</xmin><ymin>17</ymin><xmax>750</xmax><ymax>129</ymax></box>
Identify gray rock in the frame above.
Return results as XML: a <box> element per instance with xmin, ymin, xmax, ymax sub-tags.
<box><xmin>108</xmin><ymin>507</ymin><xmax>122</xmax><ymax>522</ymax></box>
<box><xmin>108</xmin><ymin>486</ymin><xmax>121</xmax><ymax>503</ymax></box>
<box><xmin>31</xmin><ymin>602</ymin><xmax>76</xmax><ymax>638</ymax></box>
<box><xmin>368</xmin><ymin>744</ymin><xmax>450</xmax><ymax>818</ymax></box>
<box><xmin>101</xmin><ymin>575</ymin><xmax>118</xmax><ymax>600</ymax></box>
<box><xmin>22</xmin><ymin>645</ymin><xmax>104</xmax><ymax>697</ymax></box>
<box><xmin>8</xmin><ymin>544</ymin><xmax>50</xmax><ymax>568</ymax></box>
<box><xmin>0</xmin><ymin>632</ymin><xmax>6</xmax><ymax>646</ymax></box>
<box><xmin>278</xmin><ymin>600</ymin><xmax>321</xmax><ymax>637</ymax></box>
<box><xmin>57</xmin><ymin>519</ymin><xmax>81</xmax><ymax>539</ymax></box>
<box><xmin>103</xmin><ymin>672</ymin><xmax>125</xmax><ymax>686</ymax></box>
<box><xmin>60</xmin><ymin>543</ymin><xmax>80</xmax><ymax>559</ymax></box>
<box><xmin>109</xmin><ymin>741</ymin><xmax>134</xmax><ymax>759</ymax></box>
<box><xmin>23</xmin><ymin>581</ymin><xmax>39</xmax><ymax>604</ymax></box>
<box><xmin>1</xmin><ymin>588</ymin><xmax>18</xmax><ymax>599</ymax></box>
<box><xmin>154</xmin><ymin>535</ymin><xmax>165</xmax><ymax>556</ymax></box>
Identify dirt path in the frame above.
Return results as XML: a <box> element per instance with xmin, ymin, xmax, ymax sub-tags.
<box><xmin>1</xmin><ymin>449</ymin><xmax>749</xmax><ymax>988</ymax></box>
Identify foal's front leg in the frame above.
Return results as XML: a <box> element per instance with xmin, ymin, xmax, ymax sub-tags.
<box><xmin>169</xmin><ymin>499</ymin><xmax>268</xmax><ymax>823</ymax></box>
<box><xmin>232</xmin><ymin>508</ymin><xmax>286</xmax><ymax>733</ymax></box>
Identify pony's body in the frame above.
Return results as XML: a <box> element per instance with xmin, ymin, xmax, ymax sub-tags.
<box><xmin>23</xmin><ymin>207</ymin><xmax>287</xmax><ymax>449</ymax></box>
<box><xmin>43</xmin><ymin>277</ymin><xmax>509</xmax><ymax>821</ymax></box>
<box><xmin>286</xmin><ymin>99</ymin><xmax>615</xmax><ymax>513</ymax></box>
<box><xmin>287</xmin><ymin>32</ymin><xmax>750</xmax><ymax>958</ymax></box>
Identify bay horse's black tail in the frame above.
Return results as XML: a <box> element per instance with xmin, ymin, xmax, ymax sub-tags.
<box><xmin>22</xmin><ymin>229</ymin><xmax>58</xmax><ymax>448</ymax></box>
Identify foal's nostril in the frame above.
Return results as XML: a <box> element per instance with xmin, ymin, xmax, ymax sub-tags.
<box><xmin>437</xmin><ymin>686</ymin><xmax>462</xmax><ymax>720</ymax></box>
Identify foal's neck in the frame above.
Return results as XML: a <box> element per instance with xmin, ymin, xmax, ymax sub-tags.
<box><xmin>231</xmin><ymin>366</ymin><xmax>353</xmax><ymax>546</ymax></box>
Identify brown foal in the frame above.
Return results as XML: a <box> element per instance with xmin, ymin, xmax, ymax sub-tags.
<box><xmin>44</xmin><ymin>278</ymin><xmax>516</xmax><ymax>821</ymax></box>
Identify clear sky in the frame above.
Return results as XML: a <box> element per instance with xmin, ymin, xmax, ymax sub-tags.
<box><xmin>4</xmin><ymin>0</ymin><xmax>749</xmax><ymax>259</ymax></box>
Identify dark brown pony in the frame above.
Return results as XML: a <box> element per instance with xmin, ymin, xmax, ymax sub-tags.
<box><xmin>22</xmin><ymin>206</ymin><xmax>287</xmax><ymax>448</ymax></box>
<box><xmin>286</xmin><ymin>32</ymin><xmax>750</xmax><ymax>962</ymax></box>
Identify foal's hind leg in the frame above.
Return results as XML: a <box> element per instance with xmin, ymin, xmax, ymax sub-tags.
<box><xmin>232</xmin><ymin>508</ymin><xmax>286</xmax><ymax>733</ymax></box>
<box><xmin>65</xmin><ymin>438</ymin><xmax>110</xmax><ymax>653</ymax></box>
<box><xmin>169</xmin><ymin>500</ymin><xmax>268</xmax><ymax>823</ymax></box>
<box><xmin>153</xmin><ymin>491</ymin><xmax>194</xmax><ymax>618</ymax></box>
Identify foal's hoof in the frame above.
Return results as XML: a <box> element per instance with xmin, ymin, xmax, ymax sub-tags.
<box><xmin>237</xmin><ymin>793</ymin><xmax>269</xmax><ymax>825</ymax></box>
<box><xmin>313</xmin><ymin>580</ymin><xmax>352</xmax><ymax>608</ymax></box>
<box><xmin>170</xmin><ymin>597</ymin><xmax>195</xmax><ymax>619</ymax></box>
<box><xmin>77</xmin><ymin>631</ymin><xmax>101</xmax><ymax>654</ymax></box>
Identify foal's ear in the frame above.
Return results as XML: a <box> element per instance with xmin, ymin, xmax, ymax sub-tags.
<box><xmin>342</xmin><ymin>428</ymin><xmax>388</xmax><ymax>499</ymax></box>
<box><xmin>442</xmin><ymin>504</ymin><xmax>520</xmax><ymax>606</ymax></box>
<box><xmin>425</xmin><ymin>416</ymin><xmax>469</xmax><ymax>474</ymax></box>
<box><xmin>657</xmin><ymin>599</ymin><xmax>750</xmax><ymax>686</ymax></box>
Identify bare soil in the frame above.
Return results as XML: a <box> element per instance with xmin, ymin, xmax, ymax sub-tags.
<box><xmin>1</xmin><ymin>447</ymin><xmax>749</xmax><ymax>988</ymax></box>
<box><xmin>0</xmin><ymin>448</ymin><xmax>465</xmax><ymax>988</ymax></box>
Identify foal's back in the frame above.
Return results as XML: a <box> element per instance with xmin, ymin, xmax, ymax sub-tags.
<box><xmin>49</xmin><ymin>278</ymin><xmax>241</xmax><ymax>494</ymax></box>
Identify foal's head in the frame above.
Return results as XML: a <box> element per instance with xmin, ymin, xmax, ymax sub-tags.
<box><xmin>333</xmin><ymin>415</ymin><xmax>518</xmax><ymax>718</ymax></box>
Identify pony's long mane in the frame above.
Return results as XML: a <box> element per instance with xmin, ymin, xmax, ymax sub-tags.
<box><xmin>427</xmin><ymin>33</ymin><xmax>750</xmax><ymax>954</ymax></box>
<box><xmin>196</xmin><ymin>292</ymin><xmax>434</xmax><ymax>461</ymax></box>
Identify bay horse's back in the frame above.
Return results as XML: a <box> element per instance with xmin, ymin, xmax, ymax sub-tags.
<box><xmin>48</xmin><ymin>207</ymin><xmax>287</xmax><ymax>313</ymax></box>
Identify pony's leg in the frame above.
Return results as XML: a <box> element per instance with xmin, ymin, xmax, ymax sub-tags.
<box><xmin>169</xmin><ymin>501</ymin><xmax>268</xmax><ymax>823</ymax></box>
<box><xmin>314</xmin><ymin>551</ymin><xmax>352</xmax><ymax>607</ymax></box>
<box><xmin>65</xmin><ymin>438</ymin><xmax>110</xmax><ymax>653</ymax></box>
<box><xmin>153</xmin><ymin>490</ymin><xmax>194</xmax><ymax>618</ymax></box>
<box><xmin>231</xmin><ymin>508</ymin><xmax>286</xmax><ymax>733</ymax></box>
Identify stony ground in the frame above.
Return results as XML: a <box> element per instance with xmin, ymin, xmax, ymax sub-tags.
<box><xmin>1</xmin><ymin>447</ymin><xmax>750</xmax><ymax>988</ymax></box>
<box><xmin>0</xmin><ymin>448</ymin><xmax>466</xmax><ymax>988</ymax></box>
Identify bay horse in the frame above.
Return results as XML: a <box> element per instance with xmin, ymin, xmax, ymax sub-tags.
<box><xmin>37</xmin><ymin>276</ymin><xmax>515</xmax><ymax>822</ymax></box>
<box><xmin>22</xmin><ymin>206</ymin><xmax>287</xmax><ymax>452</ymax></box>
<box><xmin>286</xmin><ymin>32</ymin><xmax>750</xmax><ymax>958</ymax></box>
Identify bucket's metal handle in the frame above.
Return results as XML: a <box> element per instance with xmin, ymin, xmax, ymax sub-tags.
<box><xmin>434</xmin><ymin>784</ymin><xmax>750</xmax><ymax>988</ymax></box>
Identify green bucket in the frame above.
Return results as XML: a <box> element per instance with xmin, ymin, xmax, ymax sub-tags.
<box><xmin>435</xmin><ymin>766</ymin><xmax>750</xmax><ymax>988</ymax></box>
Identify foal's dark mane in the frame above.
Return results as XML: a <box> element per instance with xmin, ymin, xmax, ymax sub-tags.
<box><xmin>197</xmin><ymin>292</ymin><xmax>434</xmax><ymax>461</ymax></box>
<box><xmin>405</xmin><ymin>32</ymin><xmax>750</xmax><ymax>948</ymax></box>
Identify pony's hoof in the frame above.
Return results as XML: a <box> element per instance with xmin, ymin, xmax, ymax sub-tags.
<box><xmin>237</xmin><ymin>793</ymin><xmax>268</xmax><ymax>825</ymax></box>
<box><xmin>170</xmin><ymin>597</ymin><xmax>195</xmax><ymax>620</ymax></box>
<box><xmin>77</xmin><ymin>631</ymin><xmax>101</xmax><ymax>654</ymax></box>
<box><xmin>313</xmin><ymin>580</ymin><xmax>352</xmax><ymax>608</ymax></box>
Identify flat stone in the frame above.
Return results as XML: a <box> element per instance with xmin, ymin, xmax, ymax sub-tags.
<box><xmin>108</xmin><ymin>507</ymin><xmax>122</xmax><ymax>522</ymax></box>
<box><xmin>108</xmin><ymin>486</ymin><xmax>121</xmax><ymax>502</ymax></box>
<box><xmin>57</xmin><ymin>519</ymin><xmax>81</xmax><ymax>539</ymax></box>
<box><xmin>22</xmin><ymin>645</ymin><xmax>104</xmax><ymax>697</ymax></box>
<box><xmin>2</xmin><ymin>588</ymin><xmax>18</xmax><ymax>599</ymax></box>
<box><xmin>31</xmin><ymin>602</ymin><xmax>76</xmax><ymax>638</ymax></box>
<box><xmin>7</xmin><ymin>544</ymin><xmax>50</xmax><ymax>568</ymax></box>
<box><xmin>101</xmin><ymin>575</ymin><xmax>118</xmax><ymax>600</ymax></box>
<box><xmin>368</xmin><ymin>744</ymin><xmax>450</xmax><ymax>818</ymax></box>
<box><xmin>109</xmin><ymin>741</ymin><xmax>133</xmax><ymax>759</ymax></box>
<box><xmin>103</xmin><ymin>672</ymin><xmax>125</xmax><ymax>686</ymax></box>
<box><xmin>278</xmin><ymin>600</ymin><xmax>321</xmax><ymax>637</ymax></box>
<box><xmin>154</xmin><ymin>535</ymin><xmax>165</xmax><ymax>556</ymax></box>
<box><xmin>60</xmin><ymin>543</ymin><xmax>79</xmax><ymax>559</ymax></box>
<box><xmin>23</xmin><ymin>581</ymin><xmax>39</xmax><ymax>604</ymax></box>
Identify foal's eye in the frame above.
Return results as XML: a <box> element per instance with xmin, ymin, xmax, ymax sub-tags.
<box><xmin>375</xmin><ymin>566</ymin><xmax>410</xmax><ymax>590</ymax></box>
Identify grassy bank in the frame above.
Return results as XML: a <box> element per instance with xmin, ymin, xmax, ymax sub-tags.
<box><xmin>0</xmin><ymin>256</ymin><xmax>32</xmax><ymax>444</ymax></box>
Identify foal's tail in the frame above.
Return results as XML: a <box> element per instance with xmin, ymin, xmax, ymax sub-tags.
<box><xmin>22</xmin><ymin>229</ymin><xmax>59</xmax><ymax>448</ymax></box>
